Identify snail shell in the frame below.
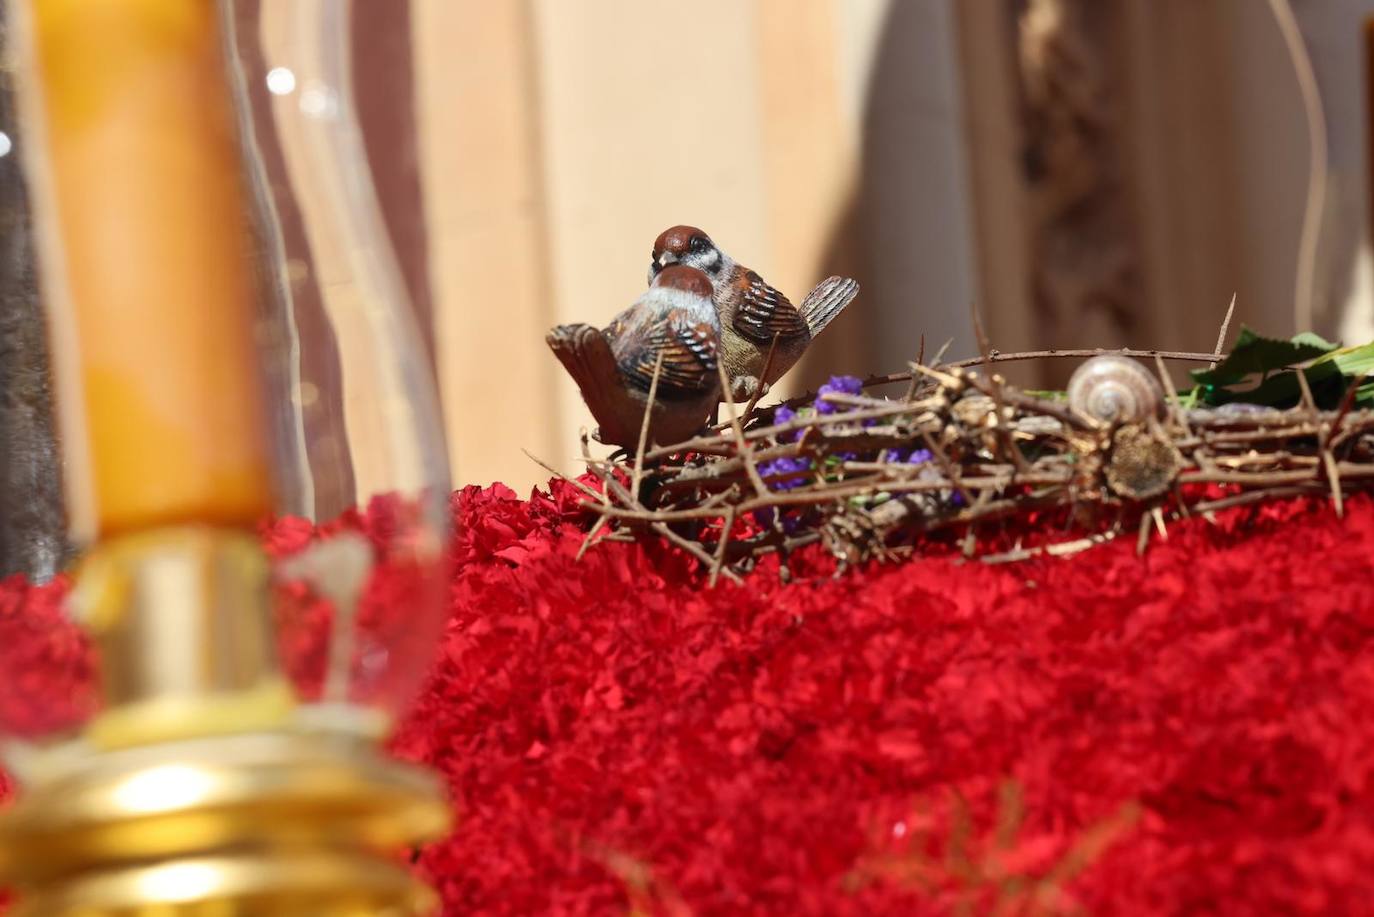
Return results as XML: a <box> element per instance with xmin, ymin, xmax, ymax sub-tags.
<box><xmin>1066</xmin><ymin>355</ymin><xmax>1164</xmax><ymax>424</ymax></box>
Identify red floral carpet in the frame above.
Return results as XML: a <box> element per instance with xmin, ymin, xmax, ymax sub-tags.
<box><xmin>6</xmin><ymin>482</ymin><xmax>1374</xmax><ymax>914</ymax></box>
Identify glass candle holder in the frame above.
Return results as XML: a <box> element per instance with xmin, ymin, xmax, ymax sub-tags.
<box><xmin>0</xmin><ymin>0</ymin><xmax>450</xmax><ymax>767</ymax></box>
<box><xmin>0</xmin><ymin>1</ymin><xmax>450</xmax><ymax>911</ymax></box>
<box><xmin>224</xmin><ymin>0</ymin><xmax>452</xmax><ymax>741</ymax></box>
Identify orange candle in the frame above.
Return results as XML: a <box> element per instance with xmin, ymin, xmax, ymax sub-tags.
<box><xmin>26</xmin><ymin>0</ymin><xmax>272</xmax><ymax>536</ymax></box>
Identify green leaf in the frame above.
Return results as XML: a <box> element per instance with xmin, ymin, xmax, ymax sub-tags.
<box><xmin>1315</xmin><ymin>341</ymin><xmax>1374</xmax><ymax>379</ymax></box>
<box><xmin>1358</xmin><ymin>380</ymin><xmax>1374</xmax><ymax>407</ymax></box>
<box><xmin>1175</xmin><ymin>386</ymin><xmax>1202</xmax><ymax>410</ymax></box>
<box><xmin>1291</xmin><ymin>330</ymin><xmax>1342</xmax><ymax>351</ymax></box>
<box><xmin>1191</xmin><ymin>326</ymin><xmax>1337</xmax><ymax>386</ymax></box>
<box><xmin>1206</xmin><ymin>360</ymin><xmax>1346</xmax><ymax>409</ymax></box>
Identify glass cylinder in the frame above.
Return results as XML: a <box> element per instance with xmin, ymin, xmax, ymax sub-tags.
<box><xmin>0</xmin><ymin>0</ymin><xmax>450</xmax><ymax>775</ymax></box>
<box><xmin>224</xmin><ymin>0</ymin><xmax>451</xmax><ymax>736</ymax></box>
<box><xmin>1279</xmin><ymin>1</ymin><xmax>1374</xmax><ymax>340</ymax></box>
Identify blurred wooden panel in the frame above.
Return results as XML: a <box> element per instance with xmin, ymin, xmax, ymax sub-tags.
<box><xmin>528</xmin><ymin>0</ymin><xmax>772</xmax><ymax>467</ymax></box>
<box><xmin>1218</xmin><ymin>0</ymin><xmax>1315</xmax><ymax>340</ymax></box>
<box><xmin>956</xmin><ymin>0</ymin><xmax>1036</xmax><ymax>384</ymax></box>
<box><xmin>1119</xmin><ymin>0</ymin><xmax>1249</xmax><ymax>360</ymax></box>
<box><xmin>950</xmin><ymin>0</ymin><xmax>1310</xmax><ymax>392</ymax></box>
<box><xmin>838</xmin><ymin>1</ymin><xmax>985</xmax><ymax>383</ymax></box>
<box><xmin>412</xmin><ymin>0</ymin><xmax>986</xmax><ymax>486</ymax></box>
<box><xmin>1012</xmin><ymin>0</ymin><xmax>1149</xmax><ymax>388</ymax></box>
<box><xmin>1115</xmin><ymin>0</ymin><xmax>1305</xmax><ymax>386</ymax></box>
<box><xmin>412</xmin><ymin>0</ymin><xmax>558</xmax><ymax>492</ymax></box>
<box><xmin>755</xmin><ymin>0</ymin><xmax>863</xmax><ymax>394</ymax></box>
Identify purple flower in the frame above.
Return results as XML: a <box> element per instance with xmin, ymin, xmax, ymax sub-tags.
<box><xmin>884</xmin><ymin>447</ymin><xmax>932</xmax><ymax>464</ymax></box>
<box><xmin>772</xmin><ymin>404</ymin><xmax>803</xmax><ymax>443</ymax></box>
<box><xmin>759</xmin><ymin>456</ymin><xmax>811</xmax><ymax>491</ymax></box>
<box><xmin>828</xmin><ymin>375</ymin><xmax>864</xmax><ymax>394</ymax></box>
<box><xmin>751</xmin><ymin>507</ymin><xmax>804</xmax><ymax>534</ymax></box>
<box><xmin>815</xmin><ymin>375</ymin><xmax>863</xmax><ymax>415</ymax></box>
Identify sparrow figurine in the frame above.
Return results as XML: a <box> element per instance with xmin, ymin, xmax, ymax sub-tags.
<box><xmin>649</xmin><ymin>225</ymin><xmax>859</xmax><ymax>401</ymax></box>
<box><xmin>547</xmin><ymin>265</ymin><xmax>722</xmax><ymax>450</ymax></box>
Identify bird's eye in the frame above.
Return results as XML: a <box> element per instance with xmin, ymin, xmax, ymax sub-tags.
<box><xmin>689</xmin><ymin>236</ymin><xmax>708</xmax><ymax>254</ymax></box>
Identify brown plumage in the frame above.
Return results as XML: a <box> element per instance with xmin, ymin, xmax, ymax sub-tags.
<box><xmin>649</xmin><ymin>225</ymin><xmax>860</xmax><ymax>400</ymax></box>
<box><xmin>547</xmin><ymin>265</ymin><xmax>721</xmax><ymax>450</ymax></box>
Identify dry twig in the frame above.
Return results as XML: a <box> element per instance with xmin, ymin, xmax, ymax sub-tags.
<box><xmin>552</xmin><ymin>338</ymin><xmax>1374</xmax><ymax>582</ymax></box>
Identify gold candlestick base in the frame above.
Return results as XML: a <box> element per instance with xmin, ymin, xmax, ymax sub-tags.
<box><xmin>0</xmin><ymin>526</ymin><xmax>451</xmax><ymax>914</ymax></box>
<box><xmin>0</xmin><ymin>732</ymin><xmax>449</xmax><ymax>915</ymax></box>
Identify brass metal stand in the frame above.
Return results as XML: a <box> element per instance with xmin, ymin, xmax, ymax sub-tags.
<box><xmin>0</xmin><ymin>528</ymin><xmax>451</xmax><ymax>915</ymax></box>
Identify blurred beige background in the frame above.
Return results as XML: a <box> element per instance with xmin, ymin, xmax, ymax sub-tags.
<box><xmin>8</xmin><ymin>0</ymin><xmax>1374</xmax><ymax>578</ymax></box>
<box><xmin>396</xmin><ymin>0</ymin><xmax>1371</xmax><ymax>492</ymax></box>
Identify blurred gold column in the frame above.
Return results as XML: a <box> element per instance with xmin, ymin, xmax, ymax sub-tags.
<box><xmin>25</xmin><ymin>0</ymin><xmax>272</xmax><ymax>539</ymax></box>
<box><xmin>0</xmin><ymin>1</ymin><xmax>450</xmax><ymax>913</ymax></box>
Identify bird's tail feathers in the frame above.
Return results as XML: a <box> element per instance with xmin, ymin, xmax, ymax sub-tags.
<box><xmin>546</xmin><ymin>324</ymin><xmax>623</xmax><ymax>435</ymax></box>
<box><xmin>799</xmin><ymin>276</ymin><xmax>859</xmax><ymax>336</ymax></box>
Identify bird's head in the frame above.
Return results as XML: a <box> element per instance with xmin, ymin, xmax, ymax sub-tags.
<box><xmin>645</xmin><ymin>265</ymin><xmax>718</xmax><ymax>328</ymax></box>
<box><xmin>649</xmin><ymin>263</ymin><xmax>714</xmax><ymax>299</ymax></box>
<box><xmin>649</xmin><ymin>225</ymin><xmax>725</xmax><ymax>285</ymax></box>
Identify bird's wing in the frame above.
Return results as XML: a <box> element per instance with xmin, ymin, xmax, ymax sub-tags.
<box><xmin>798</xmin><ymin>276</ymin><xmax>859</xmax><ymax>336</ymax></box>
<box><xmin>729</xmin><ymin>269</ymin><xmax>809</xmax><ymax>345</ymax></box>
<box><xmin>615</xmin><ymin>309</ymin><xmax>719</xmax><ymax>398</ymax></box>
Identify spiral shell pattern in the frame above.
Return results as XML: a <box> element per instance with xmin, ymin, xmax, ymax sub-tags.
<box><xmin>1066</xmin><ymin>355</ymin><xmax>1164</xmax><ymax>424</ymax></box>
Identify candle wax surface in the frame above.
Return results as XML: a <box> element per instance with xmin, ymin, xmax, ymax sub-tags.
<box><xmin>32</xmin><ymin>0</ymin><xmax>273</xmax><ymax>536</ymax></box>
